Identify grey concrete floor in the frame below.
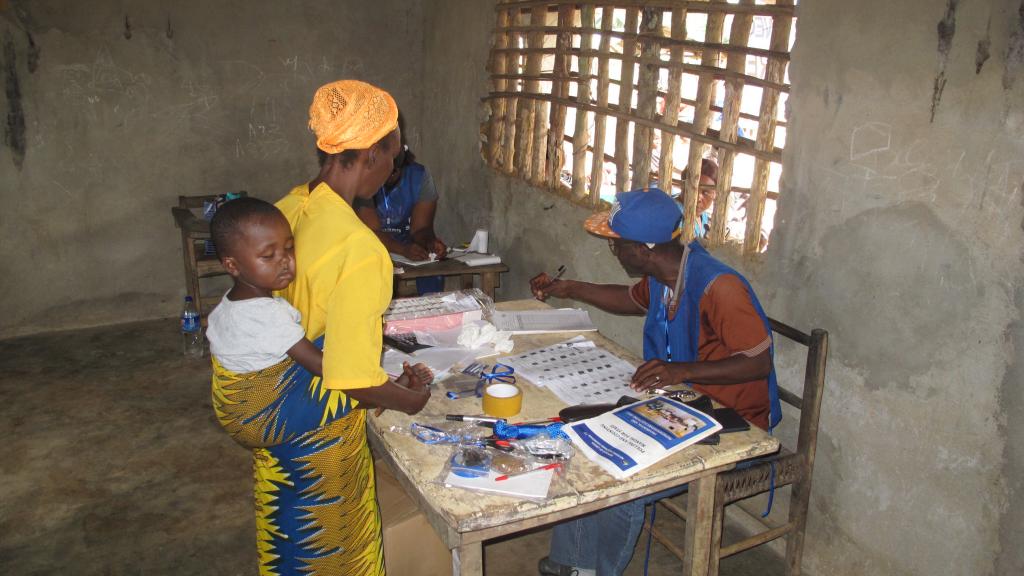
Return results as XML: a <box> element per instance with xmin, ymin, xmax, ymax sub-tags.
<box><xmin>0</xmin><ymin>319</ymin><xmax>785</xmax><ymax>575</ymax></box>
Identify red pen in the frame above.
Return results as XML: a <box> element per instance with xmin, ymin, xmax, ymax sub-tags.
<box><xmin>495</xmin><ymin>462</ymin><xmax>562</xmax><ymax>482</ymax></box>
<box><xmin>511</xmin><ymin>417</ymin><xmax>562</xmax><ymax>426</ymax></box>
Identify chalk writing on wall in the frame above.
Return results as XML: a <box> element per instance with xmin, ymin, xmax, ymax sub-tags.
<box><xmin>815</xmin><ymin>122</ymin><xmax>1023</xmax><ymax>250</ymax></box>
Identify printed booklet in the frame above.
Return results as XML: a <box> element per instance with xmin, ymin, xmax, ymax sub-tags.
<box><xmin>564</xmin><ymin>397</ymin><xmax>722</xmax><ymax>479</ymax></box>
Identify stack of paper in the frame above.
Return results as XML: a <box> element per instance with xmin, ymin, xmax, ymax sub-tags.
<box><xmin>389</xmin><ymin>253</ymin><xmax>438</xmax><ymax>267</ymax></box>
<box><xmin>449</xmin><ymin>251</ymin><xmax>502</xmax><ymax>267</ymax></box>
<box><xmin>460</xmin><ymin>253</ymin><xmax>502</xmax><ymax>267</ymax></box>
<box><xmin>384</xmin><ymin>291</ymin><xmax>484</xmax><ymax>334</ymax></box>
<box><xmin>492</xmin><ymin>309</ymin><xmax>597</xmax><ymax>334</ymax></box>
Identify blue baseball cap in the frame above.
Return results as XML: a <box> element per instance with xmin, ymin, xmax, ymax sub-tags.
<box><xmin>583</xmin><ymin>187</ymin><xmax>683</xmax><ymax>243</ymax></box>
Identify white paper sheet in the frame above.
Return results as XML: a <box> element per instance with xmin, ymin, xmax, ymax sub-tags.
<box><xmin>382</xmin><ymin>347</ymin><xmax>480</xmax><ymax>380</ymax></box>
<box><xmin>443</xmin><ymin>466</ymin><xmax>555</xmax><ymax>500</ymax></box>
<box><xmin>492</xmin><ymin>309</ymin><xmax>598</xmax><ymax>334</ymax></box>
<box><xmin>389</xmin><ymin>253</ymin><xmax>437</xmax><ymax>267</ymax></box>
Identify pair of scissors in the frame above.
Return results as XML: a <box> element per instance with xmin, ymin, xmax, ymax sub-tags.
<box><xmin>476</xmin><ymin>363</ymin><xmax>516</xmax><ymax>396</ymax></box>
<box><xmin>479</xmin><ymin>363</ymin><xmax>516</xmax><ymax>385</ymax></box>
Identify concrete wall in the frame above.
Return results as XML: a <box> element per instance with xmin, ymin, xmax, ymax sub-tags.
<box><xmin>423</xmin><ymin>0</ymin><xmax>1024</xmax><ymax>574</ymax></box>
<box><xmin>0</xmin><ymin>0</ymin><xmax>424</xmax><ymax>338</ymax></box>
<box><xmin>778</xmin><ymin>2</ymin><xmax>1023</xmax><ymax>574</ymax></box>
<box><xmin>3</xmin><ymin>0</ymin><xmax>1021</xmax><ymax>572</ymax></box>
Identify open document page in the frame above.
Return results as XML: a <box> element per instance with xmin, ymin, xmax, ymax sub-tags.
<box><xmin>565</xmin><ymin>397</ymin><xmax>722</xmax><ymax>479</ymax></box>
<box><xmin>389</xmin><ymin>253</ymin><xmax>437</xmax><ymax>267</ymax></box>
<box><xmin>491</xmin><ymin>309</ymin><xmax>597</xmax><ymax>334</ymax></box>
<box><xmin>502</xmin><ymin>337</ymin><xmax>636</xmax><ymax>405</ymax></box>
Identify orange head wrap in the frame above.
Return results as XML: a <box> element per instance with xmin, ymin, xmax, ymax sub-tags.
<box><xmin>308</xmin><ymin>80</ymin><xmax>399</xmax><ymax>154</ymax></box>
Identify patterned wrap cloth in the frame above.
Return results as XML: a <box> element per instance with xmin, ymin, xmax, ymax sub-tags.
<box><xmin>211</xmin><ymin>336</ymin><xmax>383</xmax><ymax>576</ymax></box>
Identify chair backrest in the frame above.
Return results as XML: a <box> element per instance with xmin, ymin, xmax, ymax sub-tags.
<box><xmin>767</xmin><ymin>318</ymin><xmax>829</xmax><ymax>468</ymax></box>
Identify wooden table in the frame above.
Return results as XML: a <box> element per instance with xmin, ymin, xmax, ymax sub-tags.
<box><xmin>394</xmin><ymin>258</ymin><xmax>509</xmax><ymax>300</ymax></box>
<box><xmin>171</xmin><ymin>203</ymin><xmax>507</xmax><ymax>307</ymax></box>
<box><xmin>367</xmin><ymin>300</ymin><xmax>780</xmax><ymax>576</ymax></box>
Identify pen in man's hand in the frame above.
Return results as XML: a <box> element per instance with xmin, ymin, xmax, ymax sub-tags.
<box><xmin>542</xmin><ymin>265</ymin><xmax>566</xmax><ymax>290</ymax></box>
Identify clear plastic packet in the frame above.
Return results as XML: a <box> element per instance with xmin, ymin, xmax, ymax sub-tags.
<box><xmin>433</xmin><ymin>442</ymin><xmax>571</xmax><ymax>502</ymax></box>
<box><xmin>387</xmin><ymin>421</ymin><xmax>490</xmax><ymax>446</ymax></box>
<box><xmin>448</xmin><ymin>445</ymin><xmax>492</xmax><ymax>478</ymax></box>
<box><xmin>463</xmin><ymin>288</ymin><xmax>495</xmax><ymax>318</ymax></box>
<box><xmin>488</xmin><ymin>450</ymin><xmax>535</xmax><ymax>475</ymax></box>
<box><xmin>442</xmin><ymin>372</ymin><xmax>484</xmax><ymax>400</ymax></box>
<box><xmin>383</xmin><ymin>289</ymin><xmax>493</xmax><ymax>324</ymax></box>
<box><xmin>509</xmin><ymin>431</ymin><xmax>575</xmax><ymax>461</ymax></box>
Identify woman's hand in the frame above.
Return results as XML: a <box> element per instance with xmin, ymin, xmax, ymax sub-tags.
<box><xmin>400</xmin><ymin>242</ymin><xmax>430</xmax><ymax>261</ymax></box>
<box><xmin>430</xmin><ymin>238</ymin><xmax>448</xmax><ymax>259</ymax></box>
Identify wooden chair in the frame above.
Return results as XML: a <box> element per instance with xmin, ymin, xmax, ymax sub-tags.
<box><xmin>171</xmin><ymin>193</ymin><xmax>246</xmax><ymax>321</ymax></box>
<box><xmin>646</xmin><ymin>319</ymin><xmax>828</xmax><ymax>575</ymax></box>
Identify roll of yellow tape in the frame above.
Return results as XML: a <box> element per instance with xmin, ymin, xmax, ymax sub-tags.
<box><xmin>482</xmin><ymin>383</ymin><xmax>522</xmax><ymax>418</ymax></box>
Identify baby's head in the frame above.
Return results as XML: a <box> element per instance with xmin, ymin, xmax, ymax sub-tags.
<box><xmin>210</xmin><ymin>198</ymin><xmax>295</xmax><ymax>295</ymax></box>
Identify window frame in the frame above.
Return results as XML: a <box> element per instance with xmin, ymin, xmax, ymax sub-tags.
<box><xmin>483</xmin><ymin>0</ymin><xmax>796</xmax><ymax>254</ymax></box>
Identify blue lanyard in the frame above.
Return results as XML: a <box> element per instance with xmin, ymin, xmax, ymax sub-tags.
<box><xmin>659</xmin><ymin>285</ymin><xmax>672</xmax><ymax>361</ymax></box>
<box><xmin>379</xmin><ymin>186</ymin><xmax>403</xmax><ymax>229</ymax></box>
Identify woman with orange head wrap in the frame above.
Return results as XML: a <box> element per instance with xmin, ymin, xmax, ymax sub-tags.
<box><xmin>211</xmin><ymin>80</ymin><xmax>432</xmax><ymax>576</ymax></box>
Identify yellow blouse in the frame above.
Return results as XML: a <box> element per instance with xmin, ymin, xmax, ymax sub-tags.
<box><xmin>276</xmin><ymin>182</ymin><xmax>393</xmax><ymax>391</ymax></box>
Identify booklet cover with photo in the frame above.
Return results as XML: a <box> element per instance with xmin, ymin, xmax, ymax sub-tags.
<box><xmin>564</xmin><ymin>397</ymin><xmax>722</xmax><ymax>479</ymax></box>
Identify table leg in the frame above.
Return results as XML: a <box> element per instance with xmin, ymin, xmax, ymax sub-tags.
<box><xmin>481</xmin><ymin>272</ymin><xmax>497</xmax><ymax>299</ymax></box>
<box><xmin>683</xmin><ymin>474</ymin><xmax>716</xmax><ymax>576</ymax></box>
<box><xmin>452</xmin><ymin>541</ymin><xmax>483</xmax><ymax>576</ymax></box>
<box><xmin>396</xmin><ymin>279</ymin><xmax>416</xmax><ymax>297</ymax></box>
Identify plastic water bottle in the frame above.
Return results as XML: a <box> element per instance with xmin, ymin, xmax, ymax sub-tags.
<box><xmin>181</xmin><ymin>296</ymin><xmax>204</xmax><ymax>358</ymax></box>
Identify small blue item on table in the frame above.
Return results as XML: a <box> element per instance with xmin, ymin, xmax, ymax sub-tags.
<box><xmin>479</xmin><ymin>363</ymin><xmax>516</xmax><ymax>386</ymax></box>
<box><xmin>494</xmin><ymin>420</ymin><xmax>569</xmax><ymax>441</ymax></box>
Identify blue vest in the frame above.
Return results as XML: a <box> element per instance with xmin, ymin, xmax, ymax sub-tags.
<box><xmin>641</xmin><ymin>241</ymin><xmax>782</xmax><ymax>430</ymax></box>
<box><xmin>373</xmin><ymin>162</ymin><xmax>426</xmax><ymax>243</ymax></box>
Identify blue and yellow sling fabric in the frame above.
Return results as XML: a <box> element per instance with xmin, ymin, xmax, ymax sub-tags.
<box><xmin>211</xmin><ymin>344</ymin><xmax>382</xmax><ymax>575</ymax></box>
<box><xmin>211</xmin><ymin>181</ymin><xmax>395</xmax><ymax>575</ymax></box>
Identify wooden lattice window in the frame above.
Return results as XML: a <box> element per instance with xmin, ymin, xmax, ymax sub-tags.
<box><xmin>483</xmin><ymin>0</ymin><xmax>796</xmax><ymax>253</ymax></box>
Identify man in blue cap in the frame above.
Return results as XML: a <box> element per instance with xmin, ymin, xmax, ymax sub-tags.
<box><xmin>530</xmin><ymin>187</ymin><xmax>779</xmax><ymax>576</ymax></box>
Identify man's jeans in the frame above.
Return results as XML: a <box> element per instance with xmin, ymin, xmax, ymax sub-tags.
<box><xmin>548</xmin><ymin>485</ymin><xmax>687</xmax><ymax>576</ymax></box>
<box><xmin>548</xmin><ymin>457</ymin><xmax>765</xmax><ymax>575</ymax></box>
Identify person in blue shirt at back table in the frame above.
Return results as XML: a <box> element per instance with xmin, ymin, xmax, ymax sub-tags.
<box><xmin>355</xmin><ymin>141</ymin><xmax>448</xmax><ymax>294</ymax></box>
